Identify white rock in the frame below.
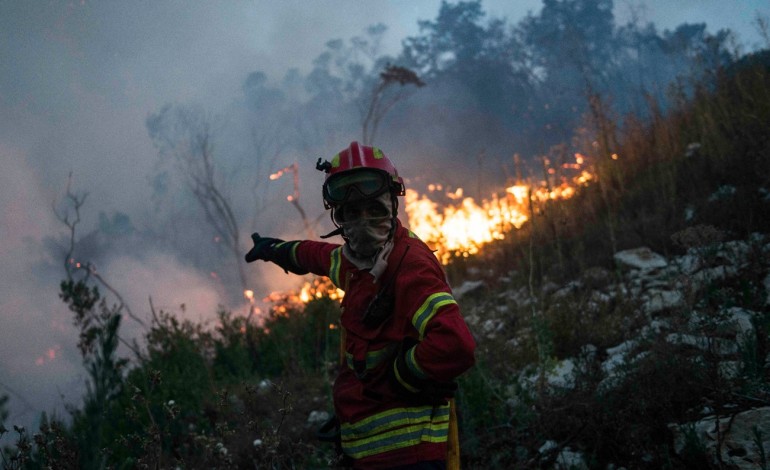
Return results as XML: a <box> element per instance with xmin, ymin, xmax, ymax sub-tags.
<box><xmin>482</xmin><ymin>319</ymin><xmax>504</xmax><ymax>335</ymax></box>
<box><xmin>547</xmin><ymin>359</ymin><xmax>576</xmax><ymax>389</ymax></box>
<box><xmin>614</xmin><ymin>247</ymin><xmax>668</xmax><ymax>270</ymax></box>
<box><xmin>718</xmin><ymin>361</ymin><xmax>742</xmax><ymax>380</ymax></box>
<box><xmin>666</xmin><ymin>333</ymin><xmax>738</xmax><ymax>356</ymax></box>
<box><xmin>606</xmin><ymin>340</ymin><xmax>638</xmax><ymax>357</ymax></box>
<box><xmin>685</xmin><ymin>142</ymin><xmax>701</xmax><ymax>157</ymax></box>
<box><xmin>555</xmin><ymin>447</ymin><xmax>587</xmax><ymax>469</ymax></box>
<box><xmin>519</xmin><ymin>359</ymin><xmax>577</xmax><ymax>391</ymax></box>
<box><xmin>539</xmin><ymin>440</ymin><xmax>558</xmax><ymax>454</ymax></box>
<box><xmin>692</xmin><ymin>265</ymin><xmax>736</xmax><ymax>285</ymax></box>
<box><xmin>724</xmin><ymin>307</ymin><xmax>755</xmax><ymax>342</ymax></box>
<box><xmin>553</xmin><ymin>283</ymin><xmax>580</xmax><ymax>299</ymax></box>
<box><xmin>642</xmin><ymin>289</ymin><xmax>684</xmax><ymax>315</ymax></box>
<box><xmin>708</xmin><ymin>185</ymin><xmax>736</xmax><ymax>201</ymax></box>
<box><xmin>640</xmin><ymin>319</ymin><xmax>671</xmax><ymax>336</ymax></box>
<box><xmin>601</xmin><ymin>352</ymin><xmax>628</xmax><ymax>377</ymax></box>
<box><xmin>723</xmin><ymin>240</ymin><xmax>753</xmax><ymax>262</ymax></box>
<box><xmin>453</xmin><ymin>280</ymin><xmax>485</xmax><ymax>299</ymax></box>
<box><xmin>670</xmin><ymin>406</ymin><xmax>770</xmax><ymax>469</ymax></box>
<box><xmin>307</xmin><ymin>410</ymin><xmax>330</xmax><ymax>426</ymax></box>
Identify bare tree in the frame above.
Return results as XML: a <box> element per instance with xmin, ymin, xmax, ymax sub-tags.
<box><xmin>147</xmin><ymin>106</ymin><xmax>249</xmax><ymax>304</ymax></box>
<box><xmin>361</xmin><ymin>64</ymin><xmax>425</xmax><ymax>145</ymax></box>
<box><xmin>53</xmin><ymin>173</ymin><xmax>144</xmax><ymax>358</ymax></box>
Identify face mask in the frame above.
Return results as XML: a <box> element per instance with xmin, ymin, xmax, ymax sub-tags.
<box><xmin>340</xmin><ymin>216</ymin><xmax>392</xmax><ymax>258</ymax></box>
<box><xmin>337</xmin><ymin>193</ymin><xmax>393</xmax><ymax>258</ymax></box>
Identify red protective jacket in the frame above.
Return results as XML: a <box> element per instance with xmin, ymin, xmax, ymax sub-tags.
<box><xmin>292</xmin><ymin>219</ymin><xmax>476</xmax><ymax>468</ymax></box>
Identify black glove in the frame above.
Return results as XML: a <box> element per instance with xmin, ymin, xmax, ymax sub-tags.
<box><xmin>244</xmin><ymin>233</ymin><xmax>281</xmax><ymax>263</ymax></box>
<box><xmin>390</xmin><ymin>337</ymin><xmax>457</xmax><ymax>406</ymax></box>
<box><xmin>244</xmin><ymin>233</ymin><xmax>309</xmax><ymax>275</ymax></box>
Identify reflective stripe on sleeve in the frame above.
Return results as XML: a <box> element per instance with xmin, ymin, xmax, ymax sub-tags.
<box><xmin>405</xmin><ymin>345</ymin><xmax>427</xmax><ymax>380</ymax></box>
<box><xmin>411</xmin><ymin>292</ymin><xmax>457</xmax><ymax>339</ymax></box>
<box><xmin>345</xmin><ymin>343</ymin><xmax>398</xmax><ymax>372</ymax></box>
<box><xmin>290</xmin><ymin>242</ymin><xmax>300</xmax><ymax>267</ymax></box>
<box><xmin>329</xmin><ymin>247</ymin><xmax>343</xmax><ymax>288</ymax></box>
<box><xmin>274</xmin><ymin>241</ymin><xmax>301</xmax><ymax>265</ymax></box>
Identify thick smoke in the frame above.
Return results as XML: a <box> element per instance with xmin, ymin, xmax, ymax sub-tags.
<box><xmin>1</xmin><ymin>0</ymin><xmax>767</xmax><ymax>440</ymax></box>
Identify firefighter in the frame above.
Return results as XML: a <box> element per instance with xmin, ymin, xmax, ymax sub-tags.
<box><xmin>245</xmin><ymin>141</ymin><xmax>476</xmax><ymax>469</ymax></box>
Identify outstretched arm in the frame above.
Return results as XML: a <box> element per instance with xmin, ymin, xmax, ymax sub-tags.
<box><xmin>244</xmin><ymin>233</ymin><xmax>309</xmax><ymax>275</ymax></box>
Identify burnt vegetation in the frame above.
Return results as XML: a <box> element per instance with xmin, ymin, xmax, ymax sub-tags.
<box><xmin>4</xmin><ymin>1</ymin><xmax>770</xmax><ymax>468</ymax></box>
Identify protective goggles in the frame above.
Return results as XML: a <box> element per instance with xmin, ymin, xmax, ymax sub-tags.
<box><xmin>323</xmin><ymin>169</ymin><xmax>392</xmax><ymax>206</ymax></box>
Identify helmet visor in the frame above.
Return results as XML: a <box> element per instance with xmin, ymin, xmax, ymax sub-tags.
<box><xmin>324</xmin><ymin>169</ymin><xmax>390</xmax><ymax>205</ymax></box>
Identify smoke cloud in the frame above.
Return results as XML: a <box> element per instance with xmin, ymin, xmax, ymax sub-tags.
<box><xmin>1</xmin><ymin>0</ymin><xmax>767</xmax><ymax>438</ymax></box>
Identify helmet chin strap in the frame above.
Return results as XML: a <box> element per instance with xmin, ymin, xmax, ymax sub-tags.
<box><xmin>319</xmin><ymin>225</ymin><xmax>344</xmax><ymax>239</ymax></box>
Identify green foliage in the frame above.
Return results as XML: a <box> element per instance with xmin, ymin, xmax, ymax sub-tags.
<box><xmin>2</xmin><ymin>271</ymin><xmax>344</xmax><ymax>468</ymax></box>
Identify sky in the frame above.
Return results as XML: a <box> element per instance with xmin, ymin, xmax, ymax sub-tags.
<box><xmin>1</xmin><ymin>0</ymin><xmax>769</xmax><ymax>436</ymax></box>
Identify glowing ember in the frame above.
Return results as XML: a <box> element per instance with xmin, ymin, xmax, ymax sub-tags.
<box><xmin>35</xmin><ymin>346</ymin><xmax>61</xmax><ymax>366</ymax></box>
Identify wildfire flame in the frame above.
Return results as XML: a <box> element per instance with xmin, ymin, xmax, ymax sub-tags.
<box><xmin>260</xmin><ymin>152</ymin><xmax>596</xmax><ymax>311</ymax></box>
<box><xmin>263</xmin><ymin>277</ymin><xmax>344</xmax><ymax>315</ymax></box>
<box><xmin>405</xmin><ymin>155</ymin><xmax>594</xmax><ymax>264</ymax></box>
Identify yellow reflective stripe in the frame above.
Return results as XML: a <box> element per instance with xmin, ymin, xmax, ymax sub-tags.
<box><xmin>341</xmin><ymin>405</ymin><xmax>450</xmax><ymax>459</ymax></box>
<box><xmin>366</xmin><ymin>343</ymin><xmax>397</xmax><ymax>369</ymax></box>
<box><xmin>405</xmin><ymin>345</ymin><xmax>427</xmax><ymax>380</ymax></box>
<box><xmin>329</xmin><ymin>247</ymin><xmax>342</xmax><ymax>287</ymax></box>
<box><xmin>341</xmin><ymin>405</ymin><xmax>449</xmax><ymax>438</ymax></box>
<box><xmin>275</xmin><ymin>241</ymin><xmax>301</xmax><ymax>266</ymax></box>
<box><xmin>408</xmin><ymin>230</ymin><xmax>420</xmax><ymax>239</ymax></box>
<box><xmin>411</xmin><ymin>292</ymin><xmax>457</xmax><ymax>339</ymax></box>
<box><xmin>394</xmin><ymin>360</ymin><xmax>420</xmax><ymax>393</ymax></box>
<box><xmin>345</xmin><ymin>344</ymin><xmax>398</xmax><ymax>371</ymax></box>
<box><xmin>331</xmin><ymin>154</ymin><xmax>341</xmax><ymax>168</ymax></box>
<box><xmin>372</xmin><ymin>147</ymin><xmax>384</xmax><ymax>159</ymax></box>
<box><xmin>343</xmin><ymin>421</ymin><xmax>449</xmax><ymax>459</ymax></box>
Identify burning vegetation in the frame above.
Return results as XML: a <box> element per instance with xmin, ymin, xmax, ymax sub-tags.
<box><xmin>5</xmin><ymin>1</ymin><xmax>770</xmax><ymax>466</ymax></box>
<box><xmin>262</xmin><ymin>151</ymin><xmax>596</xmax><ymax>310</ymax></box>
<box><xmin>405</xmin><ymin>153</ymin><xmax>594</xmax><ymax>264</ymax></box>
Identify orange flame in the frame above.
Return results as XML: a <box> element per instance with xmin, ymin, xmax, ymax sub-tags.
<box><xmin>258</xmin><ymin>153</ymin><xmax>596</xmax><ymax>313</ymax></box>
<box><xmin>264</xmin><ymin>277</ymin><xmax>344</xmax><ymax>315</ymax></box>
<box><xmin>405</xmin><ymin>156</ymin><xmax>595</xmax><ymax>264</ymax></box>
